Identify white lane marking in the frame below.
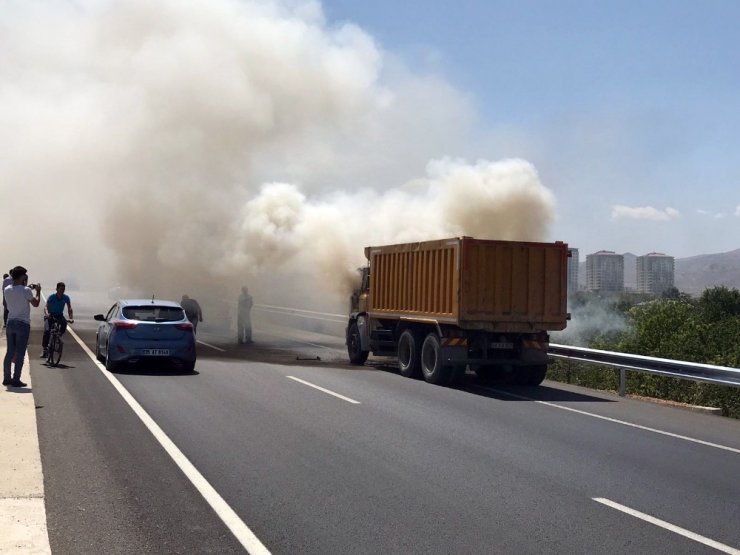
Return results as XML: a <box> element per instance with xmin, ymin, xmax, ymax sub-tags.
<box><xmin>286</xmin><ymin>376</ymin><xmax>360</xmax><ymax>404</ymax></box>
<box><xmin>66</xmin><ymin>327</ymin><xmax>271</xmax><ymax>554</ymax></box>
<box><xmin>471</xmin><ymin>385</ymin><xmax>740</xmax><ymax>455</ymax></box>
<box><xmin>197</xmin><ymin>340</ymin><xmax>226</xmax><ymax>352</ymax></box>
<box><xmin>593</xmin><ymin>498</ymin><xmax>740</xmax><ymax>554</ymax></box>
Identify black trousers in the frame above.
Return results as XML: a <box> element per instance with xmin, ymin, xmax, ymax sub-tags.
<box><xmin>42</xmin><ymin>314</ymin><xmax>67</xmax><ymax>349</ymax></box>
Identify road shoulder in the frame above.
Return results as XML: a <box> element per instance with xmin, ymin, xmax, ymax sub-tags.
<box><xmin>0</xmin><ymin>335</ymin><xmax>51</xmax><ymax>554</ymax></box>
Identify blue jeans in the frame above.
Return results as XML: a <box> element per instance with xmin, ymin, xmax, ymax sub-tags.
<box><xmin>4</xmin><ymin>319</ymin><xmax>31</xmax><ymax>382</ymax></box>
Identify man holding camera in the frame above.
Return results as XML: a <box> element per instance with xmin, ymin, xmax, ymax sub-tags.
<box><xmin>3</xmin><ymin>266</ymin><xmax>41</xmax><ymax>387</ymax></box>
<box><xmin>41</xmin><ymin>282</ymin><xmax>74</xmax><ymax>359</ymax></box>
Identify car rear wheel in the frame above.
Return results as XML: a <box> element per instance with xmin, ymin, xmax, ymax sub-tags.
<box><xmin>95</xmin><ymin>335</ymin><xmax>104</xmax><ymax>363</ymax></box>
<box><xmin>104</xmin><ymin>343</ymin><xmax>119</xmax><ymax>372</ymax></box>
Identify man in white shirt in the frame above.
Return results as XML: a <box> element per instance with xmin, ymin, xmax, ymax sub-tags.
<box><xmin>3</xmin><ymin>266</ymin><xmax>41</xmax><ymax>387</ymax></box>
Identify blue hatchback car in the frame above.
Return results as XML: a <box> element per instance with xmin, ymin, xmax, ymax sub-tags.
<box><xmin>94</xmin><ymin>299</ymin><xmax>197</xmax><ymax>372</ymax></box>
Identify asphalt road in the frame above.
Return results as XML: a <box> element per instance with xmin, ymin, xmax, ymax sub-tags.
<box><xmin>28</xmin><ymin>293</ymin><xmax>740</xmax><ymax>554</ymax></box>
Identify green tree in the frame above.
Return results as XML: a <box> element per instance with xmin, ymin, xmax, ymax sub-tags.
<box><xmin>698</xmin><ymin>286</ymin><xmax>740</xmax><ymax>322</ymax></box>
<box><xmin>550</xmin><ymin>290</ymin><xmax>740</xmax><ymax>418</ymax></box>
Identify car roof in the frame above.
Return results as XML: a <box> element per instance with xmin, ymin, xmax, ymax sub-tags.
<box><xmin>118</xmin><ymin>299</ymin><xmax>182</xmax><ymax>308</ymax></box>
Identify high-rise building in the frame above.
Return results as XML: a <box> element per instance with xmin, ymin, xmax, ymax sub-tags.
<box><xmin>567</xmin><ymin>247</ymin><xmax>579</xmax><ymax>292</ymax></box>
<box><xmin>637</xmin><ymin>252</ymin><xmax>675</xmax><ymax>295</ymax></box>
<box><xmin>586</xmin><ymin>251</ymin><xmax>624</xmax><ymax>292</ymax></box>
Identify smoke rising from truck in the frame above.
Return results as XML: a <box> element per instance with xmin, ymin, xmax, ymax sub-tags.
<box><xmin>0</xmin><ymin>0</ymin><xmax>557</xmax><ymax>311</ymax></box>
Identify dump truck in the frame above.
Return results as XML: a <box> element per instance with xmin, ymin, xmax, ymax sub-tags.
<box><xmin>346</xmin><ymin>237</ymin><xmax>569</xmax><ymax>386</ymax></box>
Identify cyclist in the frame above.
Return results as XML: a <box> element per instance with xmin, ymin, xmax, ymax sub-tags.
<box><xmin>41</xmin><ymin>282</ymin><xmax>74</xmax><ymax>359</ymax></box>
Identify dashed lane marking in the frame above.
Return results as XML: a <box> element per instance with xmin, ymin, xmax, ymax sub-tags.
<box><xmin>593</xmin><ymin>498</ymin><xmax>740</xmax><ymax>554</ymax></box>
<box><xmin>286</xmin><ymin>376</ymin><xmax>360</xmax><ymax>404</ymax></box>
<box><xmin>471</xmin><ymin>385</ymin><xmax>740</xmax><ymax>455</ymax></box>
<box><xmin>196</xmin><ymin>340</ymin><xmax>226</xmax><ymax>352</ymax></box>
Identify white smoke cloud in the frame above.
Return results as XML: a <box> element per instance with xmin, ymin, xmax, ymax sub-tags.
<box><xmin>232</xmin><ymin>157</ymin><xmax>555</xmax><ymax>299</ymax></box>
<box><xmin>610</xmin><ymin>205</ymin><xmax>680</xmax><ymax>222</ymax></box>
<box><xmin>0</xmin><ymin>0</ymin><xmax>557</xmax><ymax>314</ymax></box>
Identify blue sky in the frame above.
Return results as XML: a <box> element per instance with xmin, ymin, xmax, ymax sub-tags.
<box><xmin>321</xmin><ymin>0</ymin><xmax>740</xmax><ymax>258</ymax></box>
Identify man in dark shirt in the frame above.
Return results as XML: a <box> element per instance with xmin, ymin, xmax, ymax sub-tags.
<box><xmin>181</xmin><ymin>295</ymin><xmax>203</xmax><ymax>334</ymax></box>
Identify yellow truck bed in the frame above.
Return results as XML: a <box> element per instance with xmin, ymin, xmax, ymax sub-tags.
<box><xmin>366</xmin><ymin>237</ymin><xmax>568</xmax><ymax>331</ymax></box>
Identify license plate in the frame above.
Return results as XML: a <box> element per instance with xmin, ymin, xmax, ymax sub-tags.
<box><xmin>141</xmin><ymin>349</ymin><xmax>170</xmax><ymax>356</ymax></box>
<box><xmin>490</xmin><ymin>342</ymin><xmax>514</xmax><ymax>349</ymax></box>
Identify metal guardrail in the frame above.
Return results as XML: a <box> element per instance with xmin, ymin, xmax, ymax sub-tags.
<box><xmin>253</xmin><ymin>304</ymin><xmax>346</xmax><ymax>325</ymax></box>
<box><xmin>249</xmin><ymin>303</ymin><xmax>740</xmax><ymax>396</ymax></box>
<box><xmin>549</xmin><ymin>343</ymin><xmax>740</xmax><ymax>396</ymax></box>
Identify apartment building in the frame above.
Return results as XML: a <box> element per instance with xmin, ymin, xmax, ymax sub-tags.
<box><xmin>637</xmin><ymin>252</ymin><xmax>675</xmax><ymax>295</ymax></box>
<box><xmin>586</xmin><ymin>250</ymin><xmax>624</xmax><ymax>292</ymax></box>
<box><xmin>567</xmin><ymin>247</ymin><xmax>579</xmax><ymax>292</ymax></box>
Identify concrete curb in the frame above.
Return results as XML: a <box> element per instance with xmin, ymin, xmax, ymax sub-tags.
<box><xmin>626</xmin><ymin>393</ymin><xmax>724</xmax><ymax>416</ymax></box>
<box><xmin>0</xmin><ymin>334</ymin><xmax>52</xmax><ymax>554</ymax></box>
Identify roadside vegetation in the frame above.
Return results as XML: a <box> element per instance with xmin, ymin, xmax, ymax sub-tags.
<box><xmin>548</xmin><ymin>286</ymin><xmax>740</xmax><ymax>418</ymax></box>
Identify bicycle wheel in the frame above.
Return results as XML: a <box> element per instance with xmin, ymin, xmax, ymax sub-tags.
<box><xmin>46</xmin><ymin>334</ymin><xmax>57</xmax><ymax>365</ymax></box>
<box><xmin>50</xmin><ymin>335</ymin><xmax>63</xmax><ymax>366</ymax></box>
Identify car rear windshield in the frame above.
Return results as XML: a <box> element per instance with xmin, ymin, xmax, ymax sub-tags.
<box><xmin>122</xmin><ymin>306</ymin><xmax>185</xmax><ymax>322</ymax></box>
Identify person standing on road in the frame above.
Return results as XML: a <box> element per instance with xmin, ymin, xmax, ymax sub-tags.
<box><xmin>2</xmin><ymin>271</ymin><xmax>12</xmax><ymax>329</ymax></box>
<box><xmin>181</xmin><ymin>295</ymin><xmax>203</xmax><ymax>334</ymax></box>
<box><xmin>3</xmin><ymin>266</ymin><xmax>41</xmax><ymax>387</ymax></box>
<box><xmin>41</xmin><ymin>282</ymin><xmax>74</xmax><ymax>359</ymax></box>
<box><xmin>237</xmin><ymin>286</ymin><xmax>253</xmax><ymax>344</ymax></box>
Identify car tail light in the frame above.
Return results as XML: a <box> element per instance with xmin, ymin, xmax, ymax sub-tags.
<box><xmin>175</xmin><ymin>322</ymin><xmax>193</xmax><ymax>331</ymax></box>
<box><xmin>114</xmin><ymin>320</ymin><xmax>138</xmax><ymax>330</ymax></box>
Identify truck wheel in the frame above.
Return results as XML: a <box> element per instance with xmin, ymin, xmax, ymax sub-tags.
<box><xmin>398</xmin><ymin>329</ymin><xmax>421</xmax><ymax>378</ymax></box>
<box><xmin>420</xmin><ymin>333</ymin><xmax>452</xmax><ymax>385</ymax></box>
<box><xmin>521</xmin><ymin>365</ymin><xmax>548</xmax><ymax>386</ymax></box>
<box><xmin>347</xmin><ymin>322</ymin><xmax>369</xmax><ymax>365</ymax></box>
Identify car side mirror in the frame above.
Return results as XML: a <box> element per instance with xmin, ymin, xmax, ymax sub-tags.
<box><xmin>93</xmin><ymin>314</ymin><xmax>106</xmax><ymax>321</ymax></box>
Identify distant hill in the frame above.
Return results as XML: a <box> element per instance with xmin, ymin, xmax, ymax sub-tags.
<box><xmin>577</xmin><ymin>248</ymin><xmax>740</xmax><ymax>294</ymax></box>
<box><xmin>675</xmin><ymin>248</ymin><xmax>740</xmax><ymax>294</ymax></box>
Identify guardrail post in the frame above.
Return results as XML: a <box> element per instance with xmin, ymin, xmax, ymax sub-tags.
<box><xmin>619</xmin><ymin>368</ymin><xmax>626</xmax><ymax>397</ymax></box>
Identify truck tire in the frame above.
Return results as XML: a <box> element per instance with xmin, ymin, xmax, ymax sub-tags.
<box><xmin>521</xmin><ymin>365</ymin><xmax>548</xmax><ymax>386</ymax></box>
<box><xmin>420</xmin><ymin>333</ymin><xmax>452</xmax><ymax>385</ymax></box>
<box><xmin>347</xmin><ymin>322</ymin><xmax>369</xmax><ymax>365</ymax></box>
<box><xmin>398</xmin><ymin>329</ymin><xmax>421</xmax><ymax>378</ymax></box>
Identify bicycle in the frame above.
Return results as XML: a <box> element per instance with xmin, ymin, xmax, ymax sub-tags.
<box><xmin>46</xmin><ymin>316</ymin><xmax>73</xmax><ymax>367</ymax></box>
